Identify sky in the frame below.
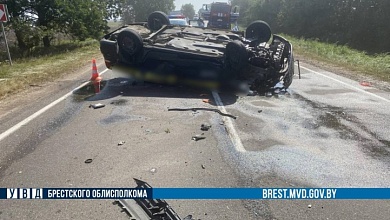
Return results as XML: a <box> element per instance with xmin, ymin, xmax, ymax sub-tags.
<box><xmin>174</xmin><ymin>0</ymin><xmax>230</xmax><ymax>11</ymax></box>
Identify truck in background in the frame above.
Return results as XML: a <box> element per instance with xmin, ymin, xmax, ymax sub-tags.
<box><xmin>198</xmin><ymin>2</ymin><xmax>239</xmax><ymax>30</ymax></box>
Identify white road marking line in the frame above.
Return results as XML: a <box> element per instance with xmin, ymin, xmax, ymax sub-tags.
<box><xmin>298</xmin><ymin>64</ymin><xmax>390</xmax><ymax>103</ymax></box>
<box><xmin>212</xmin><ymin>91</ymin><xmax>246</xmax><ymax>153</ymax></box>
<box><xmin>0</xmin><ymin>69</ymin><xmax>109</xmax><ymax>143</ymax></box>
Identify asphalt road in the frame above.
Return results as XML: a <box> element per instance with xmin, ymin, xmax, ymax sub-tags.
<box><xmin>0</xmin><ymin>60</ymin><xmax>389</xmax><ymax>219</ymax></box>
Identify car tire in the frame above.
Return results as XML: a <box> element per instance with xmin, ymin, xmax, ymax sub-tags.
<box><xmin>117</xmin><ymin>29</ymin><xmax>143</xmax><ymax>62</ymax></box>
<box><xmin>147</xmin><ymin>11</ymin><xmax>170</xmax><ymax>32</ymax></box>
<box><xmin>246</xmin><ymin>20</ymin><xmax>272</xmax><ymax>43</ymax></box>
<box><xmin>224</xmin><ymin>40</ymin><xmax>247</xmax><ymax>78</ymax></box>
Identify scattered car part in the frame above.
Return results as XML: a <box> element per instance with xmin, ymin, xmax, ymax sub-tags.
<box><xmin>89</xmin><ymin>103</ymin><xmax>105</xmax><ymax>109</ymax></box>
<box><xmin>168</xmin><ymin>108</ymin><xmax>237</xmax><ymax>119</ymax></box>
<box><xmin>201</xmin><ymin>123</ymin><xmax>212</xmax><ymax>131</ymax></box>
<box><xmin>192</xmin><ymin>135</ymin><xmax>206</xmax><ymax>141</ymax></box>
<box><xmin>116</xmin><ymin>179</ymin><xmax>194</xmax><ymax>220</ymax></box>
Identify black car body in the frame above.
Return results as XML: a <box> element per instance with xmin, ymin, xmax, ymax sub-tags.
<box><xmin>100</xmin><ymin>11</ymin><xmax>294</xmax><ymax>92</ymax></box>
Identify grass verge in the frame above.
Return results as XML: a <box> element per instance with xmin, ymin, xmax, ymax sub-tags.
<box><xmin>0</xmin><ymin>39</ymin><xmax>101</xmax><ymax>99</ymax></box>
<box><xmin>280</xmin><ymin>34</ymin><xmax>390</xmax><ymax>83</ymax></box>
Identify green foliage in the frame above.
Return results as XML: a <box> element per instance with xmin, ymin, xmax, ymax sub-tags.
<box><xmin>121</xmin><ymin>0</ymin><xmax>175</xmax><ymax>24</ymax></box>
<box><xmin>4</xmin><ymin>0</ymin><xmax>123</xmax><ymax>48</ymax></box>
<box><xmin>284</xmin><ymin>34</ymin><xmax>390</xmax><ymax>82</ymax></box>
<box><xmin>231</xmin><ymin>0</ymin><xmax>390</xmax><ymax>54</ymax></box>
<box><xmin>181</xmin><ymin>3</ymin><xmax>195</xmax><ymax>19</ymax></box>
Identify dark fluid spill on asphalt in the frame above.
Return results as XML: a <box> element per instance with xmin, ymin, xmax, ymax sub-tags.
<box><xmin>294</xmin><ymin>93</ymin><xmax>390</xmax><ymax>162</ymax></box>
<box><xmin>110</xmin><ymin>99</ymin><xmax>129</xmax><ymax>106</ymax></box>
<box><xmin>0</xmin><ymin>99</ymin><xmax>84</xmax><ymax>178</ymax></box>
<box><xmin>72</xmin><ymin>80</ymin><xmax>108</xmax><ymax>102</ymax></box>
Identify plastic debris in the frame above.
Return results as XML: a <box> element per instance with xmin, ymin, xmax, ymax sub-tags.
<box><xmin>89</xmin><ymin>103</ymin><xmax>105</xmax><ymax>109</ymax></box>
<box><xmin>150</xmin><ymin>168</ymin><xmax>157</xmax><ymax>173</ymax></box>
<box><xmin>360</xmin><ymin>81</ymin><xmax>372</xmax><ymax>87</ymax></box>
<box><xmin>201</xmin><ymin>123</ymin><xmax>212</xmax><ymax>131</ymax></box>
<box><xmin>192</xmin><ymin>135</ymin><xmax>206</xmax><ymax>141</ymax></box>
<box><xmin>202</xmin><ymin>99</ymin><xmax>212</xmax><ymax>104</ymax></box>
<box><xmin>118</xmin><ymin>141</ymin><xmax>126</xmax><ymax>146</ymax></box>
<box><xmin>85</xmin><ymin>159</ymin><xmax>93</xmax><ymax>164</ymax></box>
<box><xmin>201</xmin><ymin>165</ymin><xmax>206</xmax><ymax>169</ymax></box>
<box><xmin>247</xmin><ymin>90</ymin><xmax>257</xmax><ymax>96</ymax></box>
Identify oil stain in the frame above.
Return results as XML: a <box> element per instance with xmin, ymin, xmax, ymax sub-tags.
<box><xmin>110</xmin><ymin>99</ymin><xmax>128</xmax><ymax>106</ymax></box>
<box><xmin>294</xmin><ymin>93</ymin><xmax>390</xmax><ymax>162</ymax></box>
<box><xmin>0</xmin><ymin>101</ymin><xmax>83</xmax><ymax>178</ymax></box>
<box><xmin>72</xmin><ymin>81</ymin><xmax>108</xmax><ymax>102</ymax></box>
<box><xmin>99</xmin><ymin>114</ymin><xmax>147</xmax><ymax>125</ymax></box>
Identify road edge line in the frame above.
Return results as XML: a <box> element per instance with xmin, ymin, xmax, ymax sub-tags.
<box><xmin>298</xmin><ymin>64</ymin><xmax>390</xmax><ymax>103</ymax></box>
<box><xmin>0</xmin><ymin>69</ymin><xmax>109</xmax><ymax>142</ymax></box>
<box><xmin>212</xmin><ymin>91</ymin><xmax>246</xmax><ymax>153</ymax></box>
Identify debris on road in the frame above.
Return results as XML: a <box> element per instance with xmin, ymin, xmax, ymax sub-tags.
<box><xmin>168</xmin><ymin>108</ymin><xmax>237</xmax><ymax>119</ymax></box>
<box><xmin>247</xmin><ymin>90</ymin><xmax>257</xmax><ymax>96</ymax></box>
<box><xmin>308</xmin><ymin>204</ymin><xmax>312</xmax><ymax>208</ymax></box>
<box><xmin>89</xmin><ymin>103</ymin><xmax>105</xmax><ymax>109</ymax></box>
<box><xmin>116</xmin><ymin>179</ymin><xmax>194</xmax><ymax>219</ymax></box>
<box><xmin>165</xmin><ymin>128</ymin><xmax>171</xmax><ymax>134</ymax></box>
<box><xmin>201</xmin><ymin>165</ymin><xmax>206</xmax><ymax>169</ymax></box>
<box><xmin>201</xmin><ymin>123</ymin><xmax>212</xmax><ymax>131</ymax></box>
<box><xmin>192</xmin><ymin>135</ymin><xmax>206</xmax><ymax>141</ymax></box>
<box><xmin>202</xmin><ymin>99</ymin><xmax>213</xmax><ymax>104</ymax></box>
<box><xmin>265</xmin><ymin>91</ymin><xmax>273</xmax><ymax>97</ymax></box>
<box><xmin>150</xmin><ymin>168</ymin><xmax>157</xmax><ymax>173</ymax></box>
<box><xmin>258</xmin><ymin>110</ymin><xmax>263</xmax><ymax>113</ymax></box>
<box><xmin>84</xmin><ymin>159</ymin><xmax>93</xmax><ymax>164</ymax></box>
<box><xmin>360</xmin><ymin>81</ymin><xmax>372</xmax><ymax>87</ymax></box>
<box><xmin>118</xmin><ymin>141</ymin><xmax>126</xmax><ymax>146</ymax></box>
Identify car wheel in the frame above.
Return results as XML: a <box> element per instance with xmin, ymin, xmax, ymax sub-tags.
<box><xmin>147</xmin><ymin>11</ymin><xmax>170</xmax><ymax>32</ymax></box>
<box><xmin>224</xmin><ymin>40</ymin><xmax>247</xmax><ymax>78</ymax></box>
<box><xmin>246</xmin><ymin>21</ymin><xmax>272</xmax><ymax>43</ymax></box>
<box><xmin>117</xmin><ymin>29</ymin><xmax>143</xmax><ymax>61</ymax></box>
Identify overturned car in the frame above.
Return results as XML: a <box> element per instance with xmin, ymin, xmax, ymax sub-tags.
<box><xmin>100</xmin><ymin>11</ymin><xmax>294</xmax><ymax>93</ymax></box>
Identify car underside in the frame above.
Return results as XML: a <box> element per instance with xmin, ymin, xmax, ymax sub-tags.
<box><xmin>100</xmin><ymin>11</ymin><xmax>295</xmax><ymax>93</ymax></box>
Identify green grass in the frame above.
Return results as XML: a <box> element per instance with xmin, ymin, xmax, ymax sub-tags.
<box><xmin>107</xmin><ymin>20</ymin><xmax>122</xmax><ymax>31</ymax></box>
<box><xmin>280</xmin><ymin>34</ymin><xmax>390</xmax><ymax>82</ymax></box>
<box><xmin>0</xmin><ymin>39</ymin><xmax>101</xmax><ymax>98</ymax></box>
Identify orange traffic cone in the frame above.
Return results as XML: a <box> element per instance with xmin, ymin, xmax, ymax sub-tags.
<box><xmin>90</xmin><ymin>59</ymin><xmax>99</xmax><ymax>81</ymax></box>
<box><xmin>93</xmin><ymin>80</ymin><xmax>101</xmax><ymax>93</ymax></box>
<box><xmin>90</xmin><ymin>59</ymin><xmax>102</xmax><ymax>93</ymax></box>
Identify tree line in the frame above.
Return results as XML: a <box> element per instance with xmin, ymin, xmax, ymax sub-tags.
<box><xmin>1</xmin><ymin>0</ymin><xmax>175</xmax><ymax>52</ymax></box>
<box><xmin>232</xmin><ymin>0</ymin><xmax>389</xmax><ymax>54</ymax></box>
